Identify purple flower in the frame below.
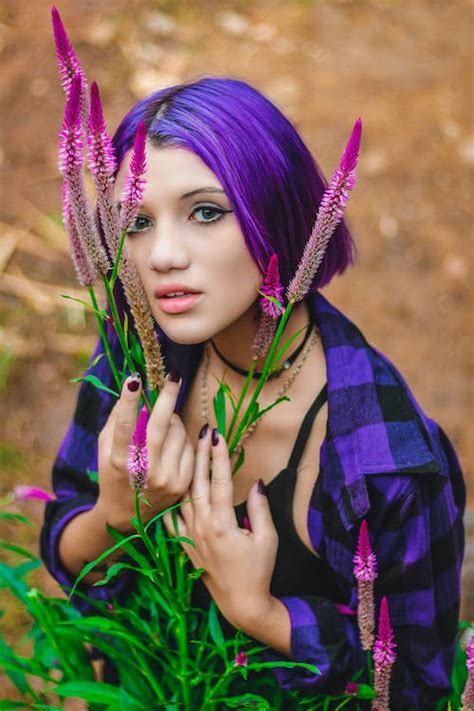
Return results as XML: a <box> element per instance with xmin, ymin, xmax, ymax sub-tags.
<box><xmin>14</xmin><ymin>486</ymin><xmax>56</xmax><ymax>503</ymax></box>
<box><xmin>119</xmin><ymin>121</ymin><xmax>147</xmax><ymax>233</ymax></box>
<box><xmin>259</xmin><ymin>254</ymin><xmax>284</xmax><ymax>318</ymax></box>
<box><xmin>353</xmin><ymin>518</ymin><xmax>377</xmax><ymax>651</ymax></box>
<box><xmin>335</xmin><ymin>603</ymin><xmax>357</xmax><ymax>616</ymax></box>
<box><xmin>286</xmin><ymin>118</ymin><xmax>362</xmax><ymax>303</ymax></box>
<box><xmin>461</xmin><ymin>634</ymin><xmax>474</xmax><ymax>710</ymax></box>
<box><xmin>87</xmin><ymin>81</ymin><xmax>121</xmax><ymax>257</ymax></box>
<box><xmin>233</xmin><ymin>650</ymin><xmax>249</xmax><ymax>667</ymax></box>
<box><xmin>373</xmin><ymin>596</ymin><xmax>397</xmax><ymax>711</ymax></box>
<box><xmin>127</xmin><ymin>404</ymin><xmax>149</xmax><ymax>490</ymax></box>
<box><xmin>59</xmin><ymin>75</ymin><xmax>110</xmax><ymax>280</ymax></box>
<box><xmin>51</xmin><ymin>6</ymin><xmax>89</xmax><ymax>127</ymax></box>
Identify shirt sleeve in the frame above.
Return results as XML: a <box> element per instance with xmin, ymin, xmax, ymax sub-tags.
<box><xmin>39</xmin><ymin>330</ymin><xmax>136</xmax><ymax>614</ymax></box>
<box><xmin>260</xmin><ymin>429</ymin><xmax>465</xmax><ymax>710</ymax></box>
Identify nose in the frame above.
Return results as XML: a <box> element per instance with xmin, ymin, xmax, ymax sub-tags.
<box><xmin>147</xmin><ymin>218</ymin><xmax>191</xmax><ymax>272</ymax></box>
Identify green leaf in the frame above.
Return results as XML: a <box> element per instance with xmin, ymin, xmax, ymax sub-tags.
<box><xmin>123</xmin><ymin>311</ymin><xmax>129</xmax><ymax>350</ymax></box>
<box><xmin>231</xmin><ymin>446</ymin><xmax>245</xmax><ymax>475</ymax></box>
<box><xmin>70</xmin><ymin>374</ymin><xmax>119</xmax><ymax>398</ymax></box>
<box><xmin>53</xmin><ymin>681</ymin><xmax>121</xmax><ymax>704</ymax></box>
<box><xmin>0</xmin><ymin>542</ymin><xmax>37</xmax><ymax>561</ymax></box>
<box><xmin>257</xmin><ymin>289</ymin><xmax>284</xmax><ymax>313</ymax></box>
<box><xmin>88</xmin><ymin>352</ymin><xmax>106</xmax><ymax>369</ymax></box>
<box><xmin>216</xmin><ymin>693</ymin><xmax>271</xmax><ymax>708</ymax></box>
<box><xmin>69</xmin><ymin>533</ymin><xmax>141</xmax><ymax>597</ymax></box>
<box><xmin>269</xmin><ymin>321</ymin><xmax>310</xmax><ymax>372</ymax></box>
<box><xmin>256</xmin><ymin>395</ymin><xmax>290</xmax><ymax>419</ymax></box>
<box><xmin>213</xmin><ymin>382</ymin><xmax>227</xmax><ymax>435</ymax></box>
<box><xmin>247</xmin><ymin>660</ymin><xmax>320</xmax><ymax>675</ymax></box>
<box><xmin>60</xmin><ymin>293</ymin><xmax>107</xmax><ymax>320</ymax></box>
<box><xmin>208</xmin><ymin>600</ymin><xmax>225</xmax><ymax>650</ymax></box>
<box><xmin>86</xmin><ymin>469</ymin><xmax>99</xmax><ymax>483</ymax></box>
<box><xmin>0</xmin><ymin>512</ymin><xmax>33</xmax><ymax>526</ymax></box>
<box><xmin>92</xmin><ymin>562</ymin><xmax>142</xmax><ymax>587</ymax></box>
<box><xmin>355</xmin><ymin>684</ymin><xmax>375</xmax><ymax>700</ymax></box>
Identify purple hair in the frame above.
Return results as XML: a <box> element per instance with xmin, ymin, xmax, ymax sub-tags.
<box><xmin>106</xmin><ymin>76</ymin><xmax>356</xmax><ymax>346</ymax></box>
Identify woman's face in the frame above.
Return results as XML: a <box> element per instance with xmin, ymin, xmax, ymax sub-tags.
<box><xmin>114</xmin><ymin>143</ymin><xmax>263</xmax><ymax>345</ymax></box>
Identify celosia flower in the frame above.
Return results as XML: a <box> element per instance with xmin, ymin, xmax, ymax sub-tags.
<box><xmin>372</xmin><ymin>596</ymin><xmax>397</xmax><ymax>711</ymax></box>
<box><xmin>88</xmin><ymin>81</ymin><xmax>121</xmax><ymax>257</ymax></box>
<box><xmin>353</xmin><ymin>518</ymin><xmax>377</xmax><ymax>651</ymax></box>
<box><xmin>119</xmin><ymin>121</ymin><xmax>147</xmax><ymax>233</ymax></box>
<box><xmin>127</xmin><ymin>404</ymin><xmax>149</xmax><ymax>490</ymax></box>
<box><xmin>61</xmin><ymin>181</ymin><xmax>95</xmax><ymax>287</ymax></box>
<box><xmin>461</xmin><ymin>634</ymin><xmax>474</xmax><ymax>710</ymax></box>
<box><xmin>14</xmin><ymin>486</ymin><xmax>56</xmax><ymax>502</ymax></box>
<box><xmin>233</xmin><ymin>650</ymin><xmax>249</xmax><ymax>667</ymax></box>
<box><xmin>344</xmin><ymin>681</ymin><xmax>359</xmax><ymax>694</ymax></box>
<box><xmin>286</xmin><ymin>118</ymin><xmax>362</xmax><ymax>303</ymax></box>
<box><xmin>51</xmin><ymin>6</ymin><xmax>89</xmax><ymax>128</ymax></box>
<box><xmin>252</xmin><ymin>254</ymin><xmax>284</xmax><ymax>358</ymax></box>
<box><xmin>59</xmin><ymin>75</ymin><xmax>110</xmax><ymax>279</ymax></box>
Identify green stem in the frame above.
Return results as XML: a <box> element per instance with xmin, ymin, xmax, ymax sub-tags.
<box><xmin>225</xmin><ymin>359</ymin><xmax>258</xmax><ymax>445</ymax></box>
<box><xmin>172</xmin><ymin>536</ymin><xmax>192</xmax><ymax>710</ymax></box>
<box><xmin>109</xmin><ymin>229</ymin><xmax>127</xmax><ymax>289</ymax></box>
<box><xmin>87</xmin><ymin>286</ymin><xmax>122</xmax><ymax>392</ymax></box>
<box><xmin>129</xmin><ymin>644</ymin><xmax>168</xmax><ymax>705</ymax></box>
<box><xmin>228</xmin><ymin>301</ymin><xmax>295</xmax><ymax>453</ymax></box>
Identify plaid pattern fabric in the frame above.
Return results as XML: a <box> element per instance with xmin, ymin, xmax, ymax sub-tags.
<box><xmin>40</xmin><ymin>292</ymin><xmax>466</xmax><ymax>709</ymax></box>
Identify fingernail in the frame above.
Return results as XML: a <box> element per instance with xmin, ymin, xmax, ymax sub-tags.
<box><xmin>199</xmin><ymin>423</ymin><xmax>209</xmax><ymax>439</ymax></box>
<box><xmin>167</xmin><ymin>370</ymin><xmax>181</xmax><ymax>383</ymax></box>
<box><xmin>257</xmin><ymin>478</ymin><xmax>267</xmax><ymax>496</ymax></box>
<box><xmin>127</xmin><ymin>374</ymin><xmax>141</xmax><ymax>392</ymax></box>
<box><xmin>211</xmin><ymin>427</ymin><xmax>219</xmax><ymax>446</ymax></box>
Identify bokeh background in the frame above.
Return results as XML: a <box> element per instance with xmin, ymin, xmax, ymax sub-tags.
<box><xmin>0</xmin><ymin>0</ymin><xmax>472</xmax><ymax>692</ymax></box>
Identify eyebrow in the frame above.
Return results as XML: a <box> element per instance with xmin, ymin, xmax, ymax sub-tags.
<box><xmin>180</xmin><ymin>187</ymin><xmax>225</xmax><ymax>199</ymax></box>
<box><xmin>115</xmin><ymin>187</ymin><xmax>226</xmax><ymax>210</ymax></box>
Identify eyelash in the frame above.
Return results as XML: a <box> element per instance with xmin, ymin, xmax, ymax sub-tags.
<box><xmin>127</xmin><ymin>205</ymin><xmax>229</xmax><ymax>235</ymax></box>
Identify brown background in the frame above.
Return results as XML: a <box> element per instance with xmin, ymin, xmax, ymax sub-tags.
<box><xmin>0</xmin><ymin>0</ymin><xmax>472</xmax><ymax>692</ymax></box>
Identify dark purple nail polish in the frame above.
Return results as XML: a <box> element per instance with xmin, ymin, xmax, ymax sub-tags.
<box><xmin>211</xmin><ymin>427</ymin><xmax>219</xmax><ymax>446</ymax></box>
<box><xmin>127</xmin><ymin>379</ymin><xmax>140</xmax><ymax>392</ymax></box>
<box><xmin>257</xmin><ymin>478</ymin><xmax>267</xmax><ymax>496</ymax></box>
<box><xmin>199</xmin><ymin>423</ymin><xmax>209</xmax><ymax>439</ymax></box>
<box><xmin>168</xmin><ymin>370</ymin><xmax>181</xmax><ymax>383</ymax></box>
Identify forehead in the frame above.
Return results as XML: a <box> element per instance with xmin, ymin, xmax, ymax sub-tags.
<box><xmin>117</xmin><ymin>143</ymin><xmax>222</xmax><ymax>195</ymax></box>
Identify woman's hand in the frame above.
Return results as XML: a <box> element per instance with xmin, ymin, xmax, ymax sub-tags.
<box><xmin>163</xmin><ymin>426</ymin><xmax>279</xmax><ymax>629</ymax></box>
<box><xmin>96</xmin><ymin>372</ymin><xmax>194</xmax><ymax>533</ymax></box>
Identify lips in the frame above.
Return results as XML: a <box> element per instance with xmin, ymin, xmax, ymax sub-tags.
<box><xmin>157</xmin><ymin>292</ymin><xmax>203</xmax><ymax>314</ymax></box>
<box><xmin>153</xmin><ymin>283</ymin><xmax>201</xmax><ymax>299</ymax></box>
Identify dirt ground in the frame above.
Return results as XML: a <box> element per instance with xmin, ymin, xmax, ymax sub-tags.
<box><xmin>0</xmin><ymin>0</ymin><xmax>473</xmax><ymax>698</ymax></box>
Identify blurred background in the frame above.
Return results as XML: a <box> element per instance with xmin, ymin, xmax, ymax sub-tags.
<box><xmin>0</xmin><ymin>0</ymin><xmax>472</xmax><ymax>678</ymax></box>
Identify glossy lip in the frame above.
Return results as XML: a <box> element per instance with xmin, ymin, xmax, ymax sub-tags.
<box><xmin>157</xmin><ymin>293</ymin><xmax>203</xmax><ymax>314</ymax></box>
<box><xmin>153</xmin><ymin>282</ymin><xmax>202</xmax><ymax>298</ymax></box>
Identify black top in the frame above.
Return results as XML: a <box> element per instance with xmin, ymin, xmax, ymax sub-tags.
<box><xmin>190</xmin><ymin>381</ymin><xmax>341</xmax><ymax>638</ymax></box>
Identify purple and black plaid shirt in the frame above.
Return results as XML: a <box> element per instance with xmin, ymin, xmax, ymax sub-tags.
<box><xmin>40</xmin><ymin>292</ymin><xmax>465</xmax><ymax>709</ymax></box>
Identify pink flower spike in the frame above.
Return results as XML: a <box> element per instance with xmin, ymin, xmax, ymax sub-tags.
<box><xmin>88</xmin><ymin>81</ymin><xmax>120</xmax><ymax>255</ymax></box>
<box><xmin>127</xmin><ymin>404</ymin><xmax>149</xmax><ymax>491</ymax></box>
<box><xmin>59</xmin><ymin>75</ymin><xmax>83</xmax><ymax>176</ymax></box>
<box><xmin>51</xmin><ymin>7</ymin><xmax>89</xmax><ymax>128</ymax></box>
<box><xmin>259</xmin><ymin>254</ymin><xmax>284</xmax><ymax>319</ymax></box>
<box><xmin>461</xmin><ymin>635</ymin><xmax>474</xmax><ymax>710</ymax></box>
<box><xmin>14</xmin><ymin>486</ymin><xmax>56</xmax><ymax>502</ymax></box>
<box><xmin>233</xmin><ymin>650</ymin><xmax>249</xmax><ymax>667</ymax></box>
<box><xmin>61</xmin><ymin>181</ymin><xmax>95</xmax><ymax>287</ymax></box>
<box><xmin>119</xmin><ymin>121</ymin><xmax>147</xmax><ymax>233</ymax></box>
<box><xmin>373</xmin><ymin>597</ymin><xmax>397</xmax><ymax>711</ymax></box>
<box><xmin>353</xmin><ymin>519</ymin><xmax>377</xmax><ymax>582</ymax></box>
<box><xmin>286</xmin><ymin>117</ymin><xmax>362</xmax><ymax>303</ymax></box>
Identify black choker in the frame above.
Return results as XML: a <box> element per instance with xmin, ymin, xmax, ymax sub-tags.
<box><xmin>209</xmin><ymin>320</ymin><xmax>314</xmax><ymax>380</ymax></box>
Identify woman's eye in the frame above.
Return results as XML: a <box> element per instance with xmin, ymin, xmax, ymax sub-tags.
<box><xmin>127</xmin><ymin>215</ymin><xmax>152</xmax><ymax>234</ymax></box>
<box><xmin>190</xmin><ymin>205</ymin><xmax>228</xmax><ymax>225</ymax></box>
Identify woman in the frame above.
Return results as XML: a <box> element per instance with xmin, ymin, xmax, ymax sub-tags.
<box><xmin>40</xmin><ymin>77</ymin><xmax>465</xmax><ymax>708</ymax></box>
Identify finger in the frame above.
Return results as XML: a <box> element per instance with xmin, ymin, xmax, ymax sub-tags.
<box><xmin>246</xmin><ymin>479</ymin><xmax>277</xmax><ymax>542</ymax></box>
<box><xmin>209</xmin><ymin>429</ymin><xmax>237</xmax><ymax>532</ymax></box>
<box><xmin>110</xmin><ymin>373</ymin><xmax>142</xmax><ymax>466</ymax></box>
<box><xmin>189</xmin><ymin>425</ymin><xmax>212</xmax><ymax>517</ymax></box>
<box><xmin>147</xmin><ymin>372</ymin><xmax>183</xmax><ymax>456</ymax></box>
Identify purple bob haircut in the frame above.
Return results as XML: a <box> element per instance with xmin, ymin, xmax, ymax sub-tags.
<box><xmin>107</xmin><ymin>76</ymin><xmax>356</xmax><ymax>347</ymax></box>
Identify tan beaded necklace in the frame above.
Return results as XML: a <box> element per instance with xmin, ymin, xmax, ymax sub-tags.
<box><xmin>200</xmin><ymin>323</ymin><xmax>320</xmax><ymax>457</ymax></box>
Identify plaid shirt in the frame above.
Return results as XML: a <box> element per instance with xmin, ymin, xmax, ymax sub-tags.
<box><xmin>40</xmin><ymin>292</ymin><xmax>465</xmax><ymax>709</ymax></box>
